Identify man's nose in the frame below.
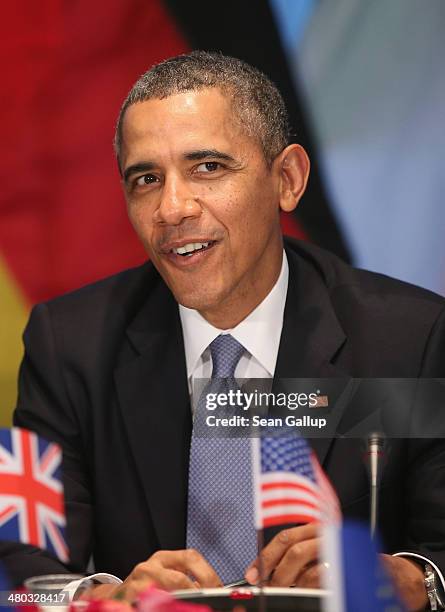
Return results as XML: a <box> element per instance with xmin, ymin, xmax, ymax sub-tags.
<box><xmin>154</xmin><ymin>176</ymin><xmax>201</xmax><ymax>225</ymax></box>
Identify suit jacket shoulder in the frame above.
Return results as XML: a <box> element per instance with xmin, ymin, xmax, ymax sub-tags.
<box><xmin>283</xmin><ymin>237</ymin><xmax>445</xmax><ymax>377</ymax></box>
<box><xmin>285</xmin><ymin>236</ymin><xmax>445</xmax><ymax>306</ymax></box>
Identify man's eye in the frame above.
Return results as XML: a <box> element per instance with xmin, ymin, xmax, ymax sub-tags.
<box><xmin>196</xmin><ymin>162</ymin><xmax>220</xmax><ymax>173</ymax></box>
<box><xmin>135</xmin><ymin>174</ymin><xmax>158</xmax><ymax>186</ymax></box>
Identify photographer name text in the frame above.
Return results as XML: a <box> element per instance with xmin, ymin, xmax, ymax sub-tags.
<box><xmin>206</xmin><ymin>415</ymin><xmax>327</xmax><ymax>429</ymax></box>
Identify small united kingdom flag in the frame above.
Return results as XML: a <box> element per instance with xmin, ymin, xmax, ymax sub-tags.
<box><xmin>0</xmin><ymin>427</ymin><xmax>68</xmax><ymax>562</ymax></box>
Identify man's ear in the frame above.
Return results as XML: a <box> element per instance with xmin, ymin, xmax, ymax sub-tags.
<box><xmin>275</xmin><ymin>144</ymin><xmax>310</xmax><ymax>213</ymax></box>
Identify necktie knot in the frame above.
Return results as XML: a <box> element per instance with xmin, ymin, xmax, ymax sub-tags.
<box><xmin>209</xmin><ymin>334</ymin><xmax>245</xmax><ymax>378</ymax></box>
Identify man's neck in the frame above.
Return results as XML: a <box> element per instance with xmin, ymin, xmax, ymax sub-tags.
<box><xmin>198</xmin><ymin>256</ymin><xmax>284</xmax><ymax>329</ymax></box>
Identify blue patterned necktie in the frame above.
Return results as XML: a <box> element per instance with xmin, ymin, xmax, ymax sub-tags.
<box><xmin>186</xmin><ymin>334</ymin><xmax>257</xmax><ymax>584</ymax></box>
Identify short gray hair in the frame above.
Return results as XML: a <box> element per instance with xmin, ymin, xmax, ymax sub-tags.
<box><xmin>114</xmin><ymin>51</ymin><xmax>291</xmax><ymax>171</ymax></box>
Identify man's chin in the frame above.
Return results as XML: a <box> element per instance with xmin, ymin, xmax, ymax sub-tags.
<box><xmin>172</xmin><ymin>286</ymin><xmax>224</xmax><ymax>315</ymax></box>
<box><xmin>176</xmin><ymin>294</ymin><xmax>218</xmax><ymax>313</ymax></box>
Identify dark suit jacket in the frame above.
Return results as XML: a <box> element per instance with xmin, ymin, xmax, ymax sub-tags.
<box><xmin>6</xmin><ymin>238</ymin><xmax>445</xmax><ymax>586</ymax></box>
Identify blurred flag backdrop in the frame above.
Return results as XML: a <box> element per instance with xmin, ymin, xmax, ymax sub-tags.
<box><xmin>2</xmin><ymin>0</ymin><xmax>443</xmax><ymax>424</ymax></box>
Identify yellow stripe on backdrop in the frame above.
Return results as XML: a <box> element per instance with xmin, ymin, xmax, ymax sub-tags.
<box><xmin>0</xmin><ymin>255</ymin><xmax>28</xmax><ymax>426</ymax></box>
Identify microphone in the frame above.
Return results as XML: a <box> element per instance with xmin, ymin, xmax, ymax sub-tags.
<box><xmin>365</xmin><ymin>432</ymin><xmax>386</xmax><ymax>539</ymax></box>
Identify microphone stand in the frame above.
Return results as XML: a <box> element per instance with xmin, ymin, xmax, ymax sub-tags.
<box><xmin>366</xmin><ymin>432</ymin><xmax>386</xmax><ymax>540</ymax></box>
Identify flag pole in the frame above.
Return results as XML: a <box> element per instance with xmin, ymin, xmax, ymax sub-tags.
<box><xmin>252</xmin><ymin>435</ymin><xmax>267</xmax><ymax>612</ymax></box>
<box><xmin>257</xmin><ymin>528</ymin><xmax>267</xmax><ymax>612</ymax></box>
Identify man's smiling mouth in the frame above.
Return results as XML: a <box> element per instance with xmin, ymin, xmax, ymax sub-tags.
<box><xmin>171</xmin><ymin>241</ymin><xmax>215</xmax><ymax>256</ymax></box>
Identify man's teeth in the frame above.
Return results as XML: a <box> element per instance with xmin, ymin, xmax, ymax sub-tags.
<box><xmin>172</xmin><ymin>242</ymin><xmax>210</xmax><ymax>256</ymax></box>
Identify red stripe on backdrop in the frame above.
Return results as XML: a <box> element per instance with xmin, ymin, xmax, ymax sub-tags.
<box><xmin>281</xmin><ymin>212</ymin><xmax>306</xmax><ymax>241</ymax></box>
<box><xmin>1</xmin><ymin>1</ymin><xmax>188</xmax><ymax>304</ymax></box>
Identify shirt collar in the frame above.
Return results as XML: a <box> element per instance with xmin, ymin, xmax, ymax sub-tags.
<box><xmin>179</xmin><ymin>251</ymin><xmax>289</xmax><ymax>378</ymax></box>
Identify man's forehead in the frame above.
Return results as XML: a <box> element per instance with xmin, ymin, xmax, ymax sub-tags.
<box><xmin>120</xmin><ymin>88</ymin><xmax>257</xmax><ymax>164</ymax></box>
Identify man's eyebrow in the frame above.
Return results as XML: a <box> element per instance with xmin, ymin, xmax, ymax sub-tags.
<box><xmin>123</xmin><ymin>162</ymin><xmax>155</xmax><ymax>184</ymax></box>
<box><xmin>184</xmin><ymin>149</ymin><xmax>237</xmax><ymax>163</ymax></box>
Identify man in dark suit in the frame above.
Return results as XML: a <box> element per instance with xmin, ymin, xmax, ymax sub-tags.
<box><xmin>10</xmin><ymin>51</ymin><xmax>445</xmax><ymax>609</ymax></box>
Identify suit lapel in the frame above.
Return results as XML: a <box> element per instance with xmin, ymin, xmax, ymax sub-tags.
<box><xmin>274</xmin><ymin>246</ymin><xmax>350</xmax><ymax>464</ymax></box>
<box><xmin>114</xmin><ymin>276</ymin><xmax>191</xmax><ymax>550</ymax></box>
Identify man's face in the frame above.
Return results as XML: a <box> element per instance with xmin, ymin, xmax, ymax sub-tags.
<box><xmin>120</xmin><ymin>88</ymin><xmax>289</xmax><ymax>326</ymax></box>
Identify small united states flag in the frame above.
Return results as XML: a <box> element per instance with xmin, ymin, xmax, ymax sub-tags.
<box><xmin>0</xmin><ymin>427</ymin><xmax>68</xmax><ymax>562</ymax></box>
<box><xmin>252</xmin><ymin>434</ymin><xmax>341</xmax><ymax>529</ymax></box>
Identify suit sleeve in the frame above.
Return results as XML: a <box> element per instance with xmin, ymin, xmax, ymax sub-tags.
<box><xmin>399</xmin><ymin>436</ymin><xmax>445</xmax><ymax>573</ymax></box>
<box><xmin>7</xmin><ymin>303</ymin><xmax>93</xmax><ymax>586</ymax></box>
<box><xmin>396</xmin><ymin>306</ymin><xmax>445</xmax><ymax>584</ymax></box>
